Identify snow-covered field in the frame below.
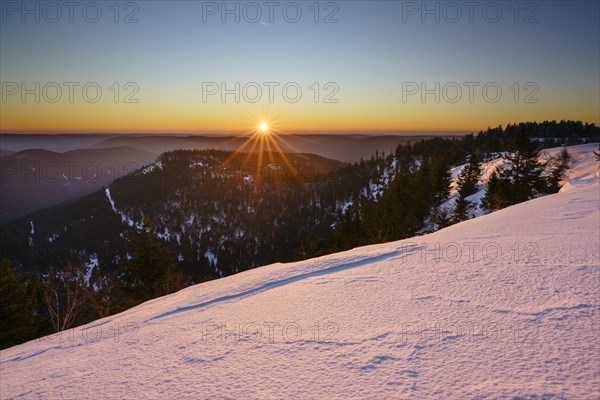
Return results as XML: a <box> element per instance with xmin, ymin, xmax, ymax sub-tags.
<box><xmin>1</xmin><ymin>145</ymin><xmax>599</xmax><ymax>399</ymax></box>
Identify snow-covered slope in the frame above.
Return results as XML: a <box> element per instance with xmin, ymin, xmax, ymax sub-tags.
<box><xmin>1</xmin><ymin>149</ymin><xmax>599</xmax><ymax>399</ymax></box>
<box><xmin>552</xmin><ymin>144</ymin><xmax>600</xmax><ymax>193</ymax></box>
<box><xmin>437</xmin><ymin>143</ymin><xmax>599</xmax><ymax>224</ymax></box>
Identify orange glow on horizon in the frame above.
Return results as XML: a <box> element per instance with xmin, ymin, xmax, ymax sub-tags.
<box><xmin>1</xmin><ymin>96</ymin><xmax>598</xmax><ymax>134</ymax></box>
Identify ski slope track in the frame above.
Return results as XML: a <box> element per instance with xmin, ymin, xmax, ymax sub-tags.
<box><xmin>1</xmin><ymin>144</ymin><xmax>599</xmax><ymax>399</ymax></box>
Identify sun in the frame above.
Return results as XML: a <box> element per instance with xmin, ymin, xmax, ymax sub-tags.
<box><xmin>258</xmin><ymin>121</ymin><xmax>269</xmax><ymax>133</ymax></box>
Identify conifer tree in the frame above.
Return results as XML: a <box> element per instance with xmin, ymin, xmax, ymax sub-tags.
<box><xmin>122</xmin><ymin>221</ymin><xmax>188</xmax><ymax>303</ymax></box>
<box><xmin>482</xmin><ymin>130</ymin><xmax>544</xmax><ymax>211</ymax></box>
<box><xmin>545</xmin><ymin>148</ymin><xmax>571</xmax><ymax>193</ymax></box>
<box><xmin>456</xmin><ymin>153</ymin><xmax>482</xmax><ymax>198</ymax></box>
<box><xmin>0</xmin><ymin>260</ymin><xmax>47</xmax><ymax>349</ymax></box>
<box><xmin>453</xmin><ymin>153</ymin><xmax>482</xmax><ymax>222</ymax></box>
<box><xmin>481</xmin><ymin>171</ymin><xmax>512</xmax><ymax>212</ymax></box>
<box><xmin>504</xmin><ymin>130</ymin><xmax>545</xmax><ymax>203</ymax></box>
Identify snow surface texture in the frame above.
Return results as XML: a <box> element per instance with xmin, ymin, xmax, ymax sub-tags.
<box><xmin>1</xmin><ymin>145</ymin><xmax>599</xmax><ymax>399</ymax></box>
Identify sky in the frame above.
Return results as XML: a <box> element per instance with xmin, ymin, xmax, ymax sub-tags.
<box><xmin>1</xmin><ymin>0</ymin><xmax>599</xmax><ymax>134</ymax></box>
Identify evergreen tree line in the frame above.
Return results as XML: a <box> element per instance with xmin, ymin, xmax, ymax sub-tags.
<box><xmin>298</xmin><ymin>123</ymin><xmax>592</xmax><ymax>258</ymax></box>
<box><xmin>1</xmin><ymin>120</ymin><xmax>598</xmax><ymax>349</ymax></box>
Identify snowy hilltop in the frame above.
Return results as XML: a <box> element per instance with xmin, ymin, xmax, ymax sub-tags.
<box><xmin>428</xmin><ymin>143</ymin><xmax>599</xmax><ymax>228</ymax></box>
<box><xmin>1</xmin><ymin>144</ymin><xmax>599</xmax><ymax>399</ymax></box>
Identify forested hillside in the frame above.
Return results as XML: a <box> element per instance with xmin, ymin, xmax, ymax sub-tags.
<box><xmin>1</xmin><ymin>120</ymin><xmax>598</xmax><ymax>349</ymax></box>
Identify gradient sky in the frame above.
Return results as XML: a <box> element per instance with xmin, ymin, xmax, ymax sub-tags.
<box><xmin>1</xmin><ymin>0</ymin><xmax>599</xmax><ymax>133</ymax></box>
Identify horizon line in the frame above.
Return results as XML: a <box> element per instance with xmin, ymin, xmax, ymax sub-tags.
<box><xmin>0</xmin><ymin>130</ymin><xmax>472</xmax><ymax>136</ymax></box>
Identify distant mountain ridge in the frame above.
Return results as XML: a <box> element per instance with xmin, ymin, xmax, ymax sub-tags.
<box><xmin>0</xmin><ymin>146</ymin><xmax>158</xmax><ymax>222</ymax></box>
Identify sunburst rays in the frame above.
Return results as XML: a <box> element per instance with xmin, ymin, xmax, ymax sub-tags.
<box><xmin>223</xmin><ymin>110</ymin><xmax>300</xmax><ymax>185</ymax></box>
